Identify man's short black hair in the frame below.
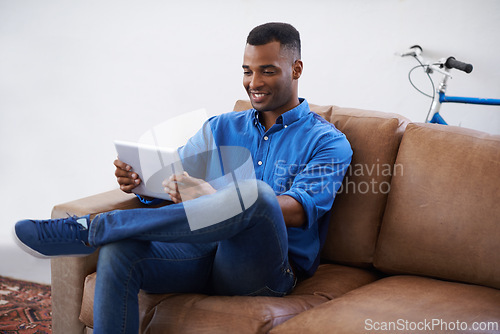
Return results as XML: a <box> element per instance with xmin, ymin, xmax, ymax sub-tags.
<box><xmin>246</xmin><ymin>22</ymin><xmax>301</xmax><ymax>60</ymax></box>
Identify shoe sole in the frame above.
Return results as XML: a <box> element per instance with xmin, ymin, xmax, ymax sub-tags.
<box><xmin>12</xmin><ymin>225</ymin><xmax>96</xmax><ymax>259</ymax></box>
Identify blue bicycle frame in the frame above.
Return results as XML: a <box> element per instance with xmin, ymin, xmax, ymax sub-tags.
<box><xmin>439</xmin><ymin>92</ymin><xmax>500</xmax><ymax>106</ymax></box>
<box><xmin>430</xmin><ymin>91</ymin><xmax>500</xmax><ymax>125</ymax></box>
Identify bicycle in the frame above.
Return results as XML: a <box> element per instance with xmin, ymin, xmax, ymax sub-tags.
<box><xmin>400</xmin><ymin>45</ymin><xmax>500</xmax><ymax>125</ymax></box>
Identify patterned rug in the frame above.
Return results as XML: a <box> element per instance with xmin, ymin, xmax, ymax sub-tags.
<box><xmin>0</xmin><ymin>276</ymin><xmax>51</xmax><ymax>334</ymax></box>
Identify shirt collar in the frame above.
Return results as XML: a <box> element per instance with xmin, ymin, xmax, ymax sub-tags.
<box><xmin>277</xmin><ymin>98</ymin><xmax>309</xmax><ymax>127</ymax></box>
<box><xmin>252</xmin><ymin>98</ymin><xmax>310</xmax><ymax>128</ymax></box>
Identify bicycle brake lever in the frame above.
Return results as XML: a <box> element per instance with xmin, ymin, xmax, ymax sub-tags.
<box><xmin>429</xmin><ymin>60</ymin><xmax>453</xmax><ymax>78</ymax></box>
<box><xmin>399</xmin><ymin>45</ymin><xmax>422</xmax><ymax>58</ymax></box>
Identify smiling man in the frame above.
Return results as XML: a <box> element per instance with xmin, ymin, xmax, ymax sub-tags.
<box><xmin>243</xmin><ymin>34</ymin><xmax>302</xmax><ymax>129</ymax></box>
<box><xmin>15</xmin><ymin>23</ymin><xmax>352</xmax><ymax>333</ymax></box>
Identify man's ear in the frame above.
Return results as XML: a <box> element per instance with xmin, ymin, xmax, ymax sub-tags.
<box><xmin>292</xmin><ymin>60</ymin><xmax>303</xmax><ymax>80</ymax></box>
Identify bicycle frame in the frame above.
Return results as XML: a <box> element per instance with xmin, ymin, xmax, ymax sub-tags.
<box><xmin>428</xmin><ymin>71</ymin><xmax>500</xmax><ymax>125</ymax></box>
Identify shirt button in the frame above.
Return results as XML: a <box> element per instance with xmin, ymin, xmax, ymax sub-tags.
<box><xmin>284</xmin><ymin>125</ymin><xmax>288</xmax><ymax>128</ymax></box>
<box><xmin>258</xmin><ymin>161</ymin><xmax>263</xmax><ymax>166</ymax></box>
<box><xmin>264</xmin><ymin>136</ymin><xmax>269</xmax><ymax>141</ymax></box>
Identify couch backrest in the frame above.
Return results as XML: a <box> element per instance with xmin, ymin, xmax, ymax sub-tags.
<box><xmin>233</xmin><ymin>100</ymin><xmax>409</xmax><ymax>268</ymax></box>
<box><xmin>374</xmin><ymin>123</ymin><xmax>500</xmax><ymax>289</ymax></box>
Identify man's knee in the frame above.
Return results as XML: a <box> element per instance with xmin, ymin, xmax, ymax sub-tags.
<box><xmin>237</xmin><ymin>179</ymin><xmax>278</xmax><ymax>211</ymax></box>
<box><xmin>98</xmin><ymin>240</ymin><xmax>149</xmax><ymax>269</ymax></box>
<box><xmin>255</xmin><ymin>179</ymin><xmax>277</xmax><ymax>203</ymax></box>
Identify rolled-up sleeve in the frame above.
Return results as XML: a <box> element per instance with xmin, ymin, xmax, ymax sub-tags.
<box><xmin>282</xmin><ymin>132</ymin><xmax>352</xmax><ymax>229</ymax></box>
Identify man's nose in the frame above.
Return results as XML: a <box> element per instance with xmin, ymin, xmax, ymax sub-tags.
<box><xmin>249</xmin><ymin>73</ymin><xmax>263</xmax><ymax>90</ymax></box>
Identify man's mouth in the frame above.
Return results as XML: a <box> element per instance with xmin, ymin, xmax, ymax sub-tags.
<box><xmin>250</xmin><ymin>92</ymin><xmax>268</xmax><ymax>103</ymax></box>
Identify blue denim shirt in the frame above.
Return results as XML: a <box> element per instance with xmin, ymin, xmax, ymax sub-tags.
<box><xmin>141</xmin><ymin>99</ymin><xmax>352</xmax><ymax>277</ymax></box>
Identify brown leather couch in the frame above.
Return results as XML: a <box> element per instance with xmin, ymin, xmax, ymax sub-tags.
<box><xmin>50</xmin><ymin>101</ymin><xmax>500</xmax><ymax>333</ymax></box>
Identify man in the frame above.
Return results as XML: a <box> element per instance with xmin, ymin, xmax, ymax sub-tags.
<box><xmin>15</xmin><ymin>22</ymin><xmax>352</xmax><ymax>333</ymax></box>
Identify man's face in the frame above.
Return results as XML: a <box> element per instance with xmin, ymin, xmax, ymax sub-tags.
<box><xmin>242</xmin><ymin>41</ymin><xmax>301</xmax><ymax>114</ymax></box>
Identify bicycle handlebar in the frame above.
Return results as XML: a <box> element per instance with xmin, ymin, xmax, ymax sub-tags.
<box><xmin>400</xmin><ymin>45</ymin><xmax>474</xmax><ymax>74</ymax></box>
<box><xmin>445</xmin><ymin>57</ymin><xmax>473</xmax><ymax>73</ymax></box>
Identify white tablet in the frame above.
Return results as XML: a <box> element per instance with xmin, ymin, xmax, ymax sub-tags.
<box><xmin>114</xmin><ymin>140</ymin><xmax>184</xmax><ymax>200</ymax></box>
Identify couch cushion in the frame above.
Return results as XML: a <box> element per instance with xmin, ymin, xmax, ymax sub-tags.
<box><xmin>270</xmin><ymin>275</ymin><xmax>500</xmax><ymax>333</ymax></box>
<box><xmin>323</xmin><ymin>107</ymin><xmax>408</xmax><ymax>266</ymax></box>
<box><xmin>233</xmin><ymin>100</ymin><xmax>409</xmax><ymax>267</ymax></box>
<box><xmin>80</xmin><ymin>264</ymin><xmax>380</xmax><ymax>333</ymax></box>
<box><xmin>374</xmin><ymin>123</ymin><xmax>500</xmax><ymax>289</ymax></box>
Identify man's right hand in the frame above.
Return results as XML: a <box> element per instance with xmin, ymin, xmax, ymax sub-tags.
<box><xmin>114</xmin><ymin>159</ymin><xmax>141</xmax><ymax>193</ymax></box>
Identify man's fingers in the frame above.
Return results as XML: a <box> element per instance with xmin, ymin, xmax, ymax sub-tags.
<box><xmin>163</xmin><ymin>180</ymin><xmax>178</xmax><ymax>197</ymax></box>
<box><xmin>114</xmin><ymin>158</ymin><xmax>141</xmax><ymax>194</ymax></box>
<box><xmin>119</xmin><ymin>183</ymin><xmax>136</xmax><ymax>193</ymax></box>
<box><xmin>115</xmin><ymin>168</ymin><xmax>130</xmax><ymax>178</ymax></box>
<box><xmin>117</xmin><ymin>176</ymin><xmax>140</xmax><ymax>185</ymax></box>
<box><xmin>116</xmin><ymin>169</ymin><xmax>140</xmax><ymax>182</ymax></box>
<box><xmin>114</xmin><ymin>159</ymin><xmax>134</xmax><ymax>178</ymax></box>
<box><xmin>166</xmin><ymin>172</ymin><xmax>193</xmax><ymax>188</ymax></box>
<box><xmin>114</xmin><ymin>159</ymin><xmax>131</xmax><ymax>171</ymax></box>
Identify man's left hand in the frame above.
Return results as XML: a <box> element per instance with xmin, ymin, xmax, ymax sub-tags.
<box><xmin>163</xmin><ymin>172</ymin><xmax>216</xmax><ymax>204</ymax></box>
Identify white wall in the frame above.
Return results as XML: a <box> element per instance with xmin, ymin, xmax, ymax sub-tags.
<box><xmin>1</xmin><ymin>0</ymin><xmax>499</xmax><ymax>284</ymax></box>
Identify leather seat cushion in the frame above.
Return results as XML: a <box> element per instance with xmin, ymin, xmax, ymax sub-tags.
<box><xmin>270</xmin><ymin>275</ymin><xmax>500</xmax><ymax>333</ymax></box>
<box><xmin>79</xmin><ymin>264</ymin><xmax>380</xmax><ymax>333</ymax></box>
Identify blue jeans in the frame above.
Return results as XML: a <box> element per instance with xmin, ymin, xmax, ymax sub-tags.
<box><xmin>88</xmin><ymin>180</ymin><xmax>296</xmax><ymax>334</ymax></box>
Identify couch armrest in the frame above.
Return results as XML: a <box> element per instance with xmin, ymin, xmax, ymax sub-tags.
<box><xmin>50</xmin><ymin>189</ymin><xmax>146</xmax><ymax>334</ymax></box>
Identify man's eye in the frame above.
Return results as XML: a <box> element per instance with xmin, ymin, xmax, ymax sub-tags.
<box><xmin>243</xmin><ymin>71</ymin><xmax>252</xmax><ymax>75</ymax></box>
<box><xmin>263</xmin><ymin>71</ymin><xmax>275</xmax><ymax>75</ymax></box>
